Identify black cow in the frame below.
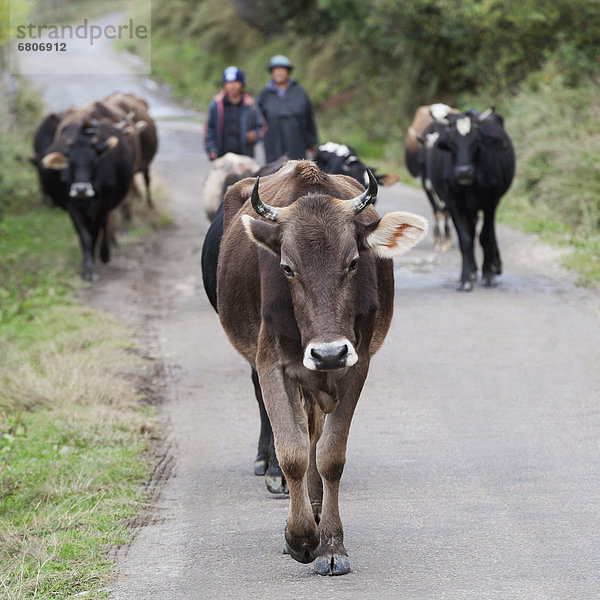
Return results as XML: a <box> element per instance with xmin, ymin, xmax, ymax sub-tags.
<box><xmin>427</xmin><ymin>106</ymin><xmax>515</xmax><ymax>290</ymax></box>
<box><xmin>37</xmin><ymin>119</ymin><xmax>134</xmax><ymax>281</ymax></box>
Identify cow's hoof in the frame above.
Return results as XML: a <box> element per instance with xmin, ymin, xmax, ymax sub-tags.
<box><xmin>482</xmin><ymin>274</ymin><xmax>498</xmax><ymax>287</ymax></box>
<box><xmin>285</xmin><ymin>526</ymin><xmax>320</xmax><ymax>564</ymax></box>
<box><xmin>457</xmin><ymin>280</ymin><xmax>473</xmax><ymax>292</ymax></box>
<box><xmin>285</xmin><ymin>541</ymin><xmax>319</xmax><ymax>564</ymax></box>
<box><xmin>315</xmin><ymin>554</ymin><xmax>351</xmax><ymax>576</ymax></box>
<box><xmin>265</xmin><ymin>474</ymin><xmax>288</xmax><ymax>495</ymax></box>
<box><xmin>83</xmin><ymin>271</ymin><xmax>99</xmax><ymax>282</ymax></box>
<box><xmin>254</xmin><ymin>459</ymin><xmax>267</xmax><ymax>476</ymax></box>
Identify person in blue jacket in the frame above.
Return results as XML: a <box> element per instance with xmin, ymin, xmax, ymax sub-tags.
<box><xmin>257</xmin><ymin>55</ymin><xmax>318</xmax><ymax>163</ymax></box>
<box><xmin>204</xmin><ymin>66</ymin><xmax>264</xmax><ymax>160</ymax></box>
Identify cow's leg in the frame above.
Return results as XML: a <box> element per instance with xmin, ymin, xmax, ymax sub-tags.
<box><xmin>423</xmin><ymin>179</ymin><xmax>445</xmax><ymax>252</ymax></box>
<box><xmin>251</xmin><ymin>368</ymin><xmax>270</xmax><ymax>475</ymax></box>
<box><xmin>304</xmin><ymin>391</ymin><xmax>325</xmax><ymax>523</ymax></box>
<box><xmin>434</xmin><ymin>210</ymin><xmax>452</xmax><ymax>252</ymax></box>
<box><xmin>422</xmin><ymin>176</ymin><xmax>452</xmax><ymax>252</ymax></box>
<box><xmin>251</xmin><ymin>369</ymin><xmax>287</xmax><ymax>493</ymax></box>
<box><xmin>448</xmin><ymin>204</ymin><xmax>477</xmax><ymax>291</ymax></box>
<box><xmin>265</xmin><ymin>432</ymin><xmax>287</xmax><ymax>494</ymax></box>
<box><xmin>67</xmin><ymin>205</ymin><xmax>97</xmax><ymax>281</ymax></box>
<box><xmin>442</xmin><ymin>210</ymin><xmax>453</xmax><ymax>252</ymax></box>
<box><xmin>257</xmin><ymin>353</ymin><xmax>319</xmax><ymax>564</ymax></box>
<box><xmin>432</xmin><ymin>210</ymin><xmax>442</xmax><ymax>250</ymax></box>
<box><xmin>314</xmin><ymin>362</ymin><xmax>369</xmax><ymax>576</ymax></box>
<box><xmin>99</xmin><ymin>213</ymin><xmax>112</xmax><ymax>264</ymax></box>
<box><xmin>480</xmin><ymin>204</ymin><xmax>502</xmax><ymax>286</ymax></box>
<box><xmin>144</xmin><ymin>168</ymin><xmax>154</xmax><ymax>208</ymax></box>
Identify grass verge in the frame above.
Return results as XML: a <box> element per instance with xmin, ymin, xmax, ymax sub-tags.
<box><xmin>499</xmin><ymin>63</ymin><xmax>600</xmax><ymax>285</ymax></box>
<box><xmin>0</xmin><ymin>306</ymin><xmax>157</xmax><ymax>599</ymax></box>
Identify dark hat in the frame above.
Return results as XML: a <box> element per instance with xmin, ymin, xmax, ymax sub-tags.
<box><xmin>268</xmin><ymin>55</ymin><xmax>293</xmax><ymax>72</ymax></box>
<box><xmin>223</xmin><ymin>65</ymin><xmax>245</xmax><ymax>84</ymax></box>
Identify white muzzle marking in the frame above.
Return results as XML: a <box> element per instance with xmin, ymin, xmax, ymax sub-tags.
<box><xmin>70</xmin><ymin>182</ymin><xmax>95</xmax><ymax>198</ymax></box>
<box><xmin>303</xmin><ymin>339</ymin><xmax>358</xmax><ymax>371</ymax></box>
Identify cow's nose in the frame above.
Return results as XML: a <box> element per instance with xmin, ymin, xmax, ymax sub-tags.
<box><xmin>70</xmin><ymin>182</ymin><xmax>95</xmax><ymax>198</ymax></box>
<box><xmin>311</xmin><ymin>344</ymin><xmax>347</xmax><ymax>368</ymax></box>
<box><xmin>303</xmin><ymin>339</ymin><xmax>358</xmax><ymax>371</ymax></box>
<box><xmin>455</xmin><ymin>166</ymin><xmax>474</xmax><ymax>184</ymax></box>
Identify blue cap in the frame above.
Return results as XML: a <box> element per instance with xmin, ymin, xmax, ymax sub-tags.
<box><xmin>268</xmin><ymin>55</ymin><xmax>293</xmax><ymax>72</ymax></box>
<box><xmin>223</xmin><ymin>66</ymin><xmax>245</xmax><ymax>85</ymax></box>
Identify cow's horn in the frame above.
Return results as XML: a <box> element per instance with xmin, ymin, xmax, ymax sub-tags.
<box><xmin>349</xmin><ymin>168</ymin><xmax>378</xmax><ymax>214</ymax></box>
<box><xmin>478</xmin><ymin>105</ymin><xmax>495</xmax><ymax>122</ymax></box>
<box><xmin>251</xmin><ymin>177</ymin><xmax>279</xmax><ymax>222</ymax></box>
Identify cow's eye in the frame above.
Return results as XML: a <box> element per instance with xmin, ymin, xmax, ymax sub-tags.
<box><xmin>282</xmin><ymin>264</ymin><xmax>295</xmax><ymax>278</ymax></box>
<box><xmin>348</xmin><ymin>258</ymin><xmax>359</xmax><ymax>272</ymax></box>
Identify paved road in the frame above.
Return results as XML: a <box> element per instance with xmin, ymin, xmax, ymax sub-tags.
<box><xmin>21</xmin><ymin>15</ymin><xmax>600</xmax><ymax>599</ymax></box>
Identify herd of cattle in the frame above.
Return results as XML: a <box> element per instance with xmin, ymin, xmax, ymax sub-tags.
<box><xmin>31</xmin><ymin>93</ymin><xmax>158</xmax><ymax>281</ymax></box>
<box><xmin>30</xmin><ymin>96</ymin><xmax>515</xmax><ymax>575</ymax></box>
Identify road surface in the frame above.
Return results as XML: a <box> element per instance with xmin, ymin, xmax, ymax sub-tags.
<box><xmin>20</xmin><ymin>14</ymin><xmax>600</xmax><ymax>599</ymax></box>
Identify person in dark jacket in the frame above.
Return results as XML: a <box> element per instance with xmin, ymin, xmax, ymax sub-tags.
<box><xmin>205</xmin><ymin>66</ymin><xmax>264</xmax><ymax>160</ymax></box>
<box><xmin>257</xmin><ymin>55</ymin><xmax>318</xmax><ymax>162</ymax></box>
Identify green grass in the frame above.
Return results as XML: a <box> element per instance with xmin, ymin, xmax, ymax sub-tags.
<box><xmin>0</xmin><ymin>207</ymin><xmax>81</xmax><ymax>325</ymax></box>
<box><xmin>499</xmin><ymin>64</ymin><xmax>600</xmax><ymax>284</ymax></box>
<box><xmin>0</xmin><ymin>306</ymin><xmax>156</xmax><ymax>599</ymax></box>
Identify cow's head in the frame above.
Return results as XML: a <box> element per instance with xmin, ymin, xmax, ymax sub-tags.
<box><xmin>40</xmin><ymin>120</ymin><xmax>119</xmax><ymax>199</ymax></box>
<box><xmin>242</xmin><ymin>169</ymin><xmax>427</xmax><ymax>372</ymax></box>
<box><xmin>433</xmin><ymin>106</ymin><xmax>504</xmax><ymax>186</ymax></box>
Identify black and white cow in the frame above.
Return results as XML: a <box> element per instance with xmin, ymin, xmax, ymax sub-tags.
<box><xmin>426</xmin><ymin>107</ymin><xmax>515</xmax><ymax>290</ymax></box>
<box><xmin>315</xmin><ymin>142</ymin><xmax>397</xmax><ymax>189</ymax></box>
<box><xmin>315</xmin><ymin>142</ymin><xmax>371</xmax><ymax>187</ymax></box>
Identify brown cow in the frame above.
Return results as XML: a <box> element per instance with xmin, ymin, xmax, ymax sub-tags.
<box><xmin>104</xmin><ymin>93</ymin><xmax>158</xmax><ymax>207</ymax></box>
<box><xmin>405</xmin><ymin>103</ymin><xmax>459</xmax><ymax>252</ymax></box>
<box><xmin>217</xmin><ymin>160</ymin><xmax>427</xmax><ymax>575</ymax></box>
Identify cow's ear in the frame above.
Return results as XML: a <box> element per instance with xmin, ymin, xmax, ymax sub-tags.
<box><xmin>41</xmin><ymin>152</ymin><xmax>69</xmax><ymax>170</ymax></box>
<box><xmin>363</xmin><ymin>212</ymin><xmax>428</xmax><ymax>258</ymax></box>
<box><xmin>241</xmin><ymin>214</ymin><xmax>281</xmax><ymax>256</ymax></box>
